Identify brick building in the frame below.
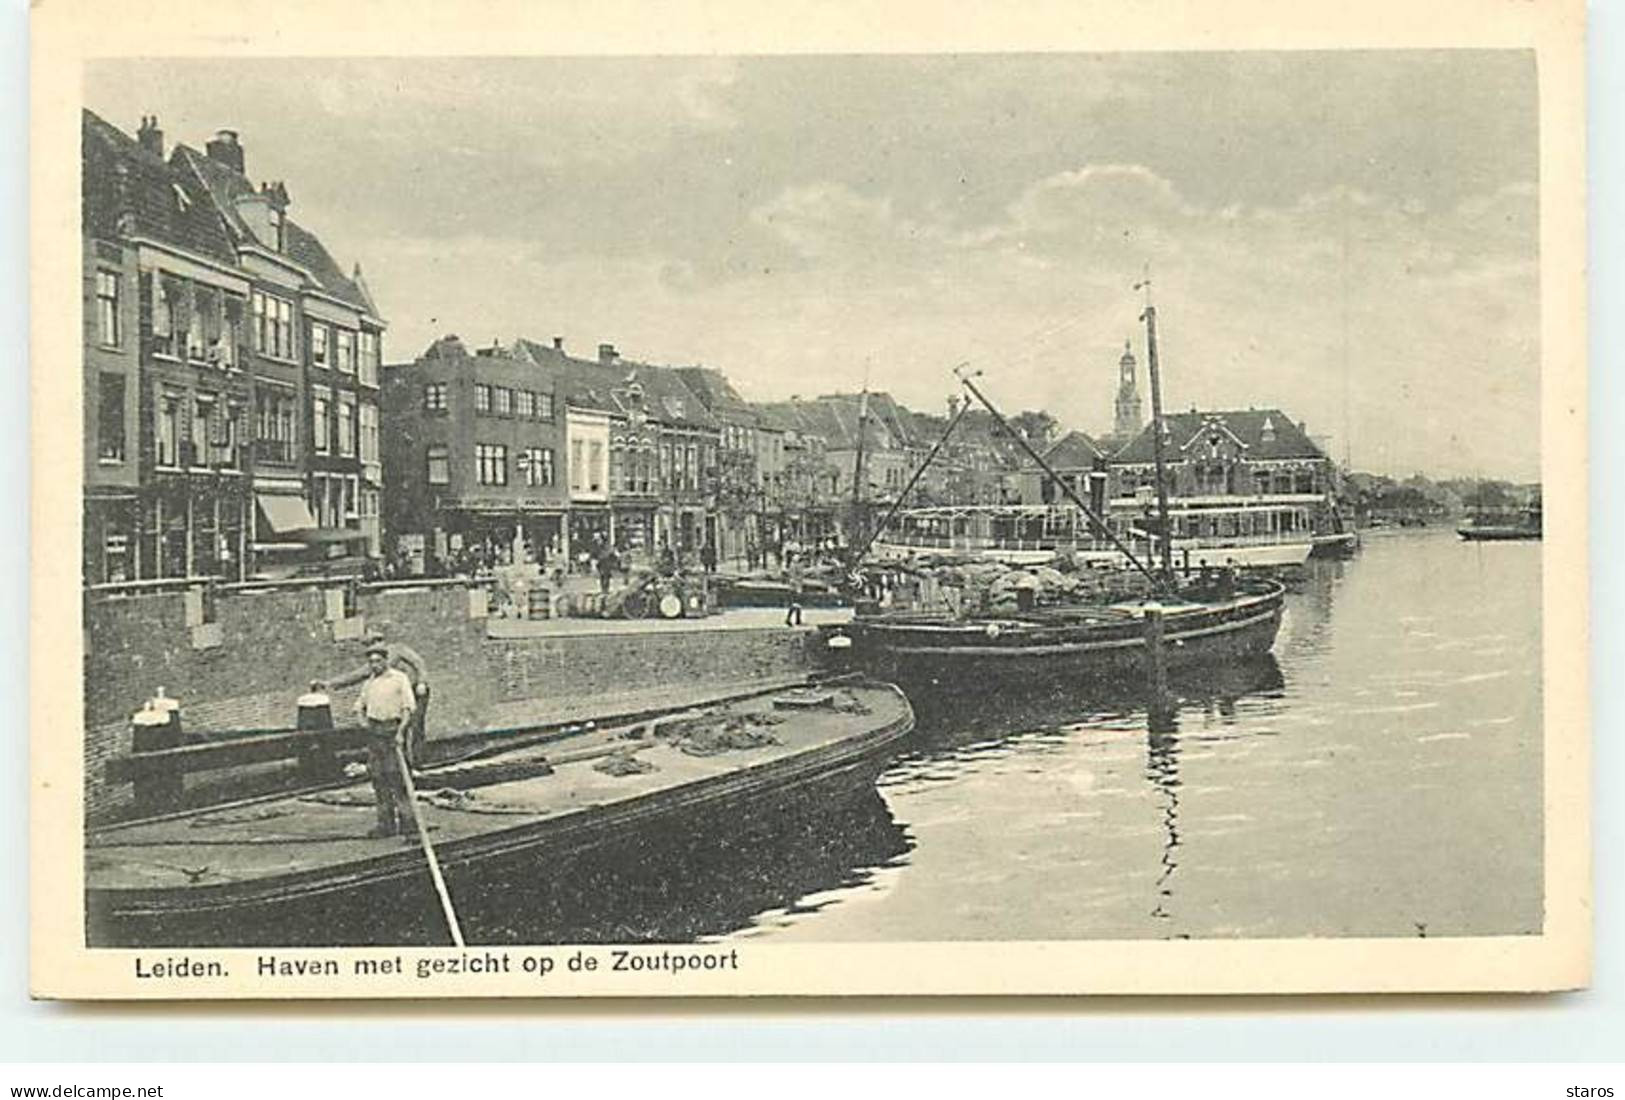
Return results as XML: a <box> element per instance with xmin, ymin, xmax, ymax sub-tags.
<box><xmin>176</xmin><ymin>131</ymin><xmax>387</xmax><ymax>569</ymax></box>
<box><xmin>80</xmin><ymin>111</ymin><xmax>386</xmax><ymax>586</ymax></box>
<box><xmin>380</xmin><ymin>336</ymin><xmax>566</xmax><ymax>572</ymax></box>
<box><xmin>513</xmin><ymin>339</ymin><xmax>721</xmax><ymax>567</ymax></box>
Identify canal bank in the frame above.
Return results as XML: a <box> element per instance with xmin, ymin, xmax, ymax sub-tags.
<box><xmin>84</xmin><ymin>579</ymin><xmax>839</xmax><ymax>822</ymax></box>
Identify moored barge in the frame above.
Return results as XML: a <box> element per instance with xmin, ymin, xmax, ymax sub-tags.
<box><xmin>87</xmin><ymin>679</ymin><xmax>914</xmax><ymax>944</ymax></box>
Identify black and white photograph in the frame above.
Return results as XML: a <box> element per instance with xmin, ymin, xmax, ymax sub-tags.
<box><xmin>32</xmin><ymin>0</ymin><xmax>1589</xmax><ymax>999</ymax></box>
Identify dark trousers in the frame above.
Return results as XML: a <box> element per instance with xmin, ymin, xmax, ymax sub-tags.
<box><xmin>786</xmin><ymin>601</ymin><xmax>803</xmax><ymax>626</ymax></box>
<box><xmin>365</xmin><ymin>722</ymin><xmax>411</xmax><ymax>835</ymax></box>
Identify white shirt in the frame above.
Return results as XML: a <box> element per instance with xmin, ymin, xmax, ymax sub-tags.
<box><xmin>356</xmin><ymin>667</ymin><xmax>417</xmax><ymax>723</ymax></box>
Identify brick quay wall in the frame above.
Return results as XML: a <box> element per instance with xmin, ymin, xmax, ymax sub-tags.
<box><xmin>82</xmin><ymin>582</ymin><xmax>820</xmax><ymax>822</ymax></box>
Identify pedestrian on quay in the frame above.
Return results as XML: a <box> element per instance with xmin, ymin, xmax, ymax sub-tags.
<box><xmin>596</xmin><ymin>544</ymin><xmax>619</xmax><ymax>596</ymax></box>
<box><xmin>785</xmin><ymin>552</ymin><xmax>805</xmax><ymax>627</ymax></box>
<box><xmin>354</xmin><ymin>642</ymin><xmax>418</xmax><ymax>840</ymax></box>
<box><xmin>700</xmin><ymin>541</ymin><xmax>718</xmax><ymax>574</ymax></box>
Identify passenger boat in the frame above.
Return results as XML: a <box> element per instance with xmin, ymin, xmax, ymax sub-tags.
<box><xmin>86</xmin><ymin>678</ymin><xmax>913</xmax><ymax>945</ymax></box>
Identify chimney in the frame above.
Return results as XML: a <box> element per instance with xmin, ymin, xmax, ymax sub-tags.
<box><xmin>136</xmin><ymin>115</ymin><xmax>163</xmax><ymax>158</ymax></box>
<box><xmin>205</xmin><ymin>129</ymin><xmax>244</xmax><ymax>174</ymax></box>
<box><xmin>598</xmin><ymin>343</ymin><xmax>618</xmax><ymax>365</ymax></box>
<box><xmin>552</xmin><ymin>336</ymin><xmax>564</xmax><ymax>351</ymax></box>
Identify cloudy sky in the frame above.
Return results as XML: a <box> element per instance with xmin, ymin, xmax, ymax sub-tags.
<box><xmin>87</xmin><ymin>52</ymin><xmax>1539</xmax><ymax>479</ymax></box>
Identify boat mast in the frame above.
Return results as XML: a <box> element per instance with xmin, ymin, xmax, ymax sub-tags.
<box><xmin>855</xmin><ymin>395</ymin><xmax>970</xmax><ymax>563</ymax></box>
<box><xmin>850</xmin><ymin>386</ymin><xmax>870</xmax><ymax>557</ymax></box>
<box><xmin>1137</xmin><ymin>273</ymin><xmax>1176</xmax><ymax>582</ymax></box>
<box><xmin>956</xmin><ymin>367</ymin><xmax>1164</xmax><ymax>588</ymax></box>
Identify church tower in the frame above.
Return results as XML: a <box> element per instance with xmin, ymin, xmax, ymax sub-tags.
<box><xmin>1114</xmin><ymin>339</ymin><xmax>1143</xmax><ymax>440</ymax></box>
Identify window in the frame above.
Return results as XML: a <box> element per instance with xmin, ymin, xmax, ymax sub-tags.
<box><xmin>588</xmin><ymin>440</ymin><xmax>603</xmax><ymax>493</ymax></box>
<box><xmin>476</xmin><ymin>443</ymin><xmax>508</xmax><ymax>486</ymax></box>
<box><xmin>359</xmin><ymin>403</ymin><xmax>379</xmax><ymax>466</ymax></box>
<box><xmin>475</xmin><ymin>384</ymin><xmax>491</xmax><ymax>414</ymax></box>
<box><xmin>335</xmin><ymin>329</ymin><xmax>355</xmax><ymax>374</ymax></box>
<box><xmin>157</xmin><ymin>394</ymin><xmax>180</xmax><ymax>467</ymax></box>
<box><xmin>516</xmin><ymin>390</ymin><xmax>535</xmax><ymax>418</ymax></box>
<box><xmin>151</xmin><ymin>277</ymin><xmax>177</xmax><ymax>357</ymax></box>
<box><xmin>536</xmin><ymin>393</ymin><xmax>555</xmax><ymax>421</ymax></box>
<box><xmin>423</xmin><ymin>383</ymin><xmax>448</xmax><ymax>411</ymax></box>
<box><xmin>426</xmin><ymin>444</ymin><xmax>450</xmax><ymax>485</ymax></box>
<box><xmin>359</xmin><ymin>331</ymin><xmax>379</xmax><ymax>387</ymax></box>
<box><xmin>493</xmin><ymin>386</ymin><xmax>512</xmax><ymax>416</ymax></box>
<box><xmin>184</xmin><ymin>291</ymin><xmax>209</xmax><ymax>361</ymax></box>
<box><xmin>312</xmin><ymin>387</ymin><xmax>331</xmax><ymax>454</ymax></box>
<box><xmin>97</xmin><ymin>374</ymin><xmax>125</xmax><ymax>461</ymax></box>
<box><xmin>570</xmin><ymin>439</ymin><xmax>584</xmax><ymax>491</ymax></box>
<box><xmin>310</xmin><ymin>324</ymin><xmax>329</xmax><ymax>366</ymax></box>
<box><xmin>520</xmin><ymin>447</ymin><xmax>555</xmax><ymax>487</ymax></box>
<box><xmin>218</xmin><ymin>297</ymin><xmax>242</xmax><ymax>369</ymax></box>
<box><xmin>252</xmin><ymin>290</ymin><xmax>295</xmax><ymax>359</ymax></box>
<box><xmin>337</xmin><ymin>392</ymin><xmax>356</xmax><ymax>457</ymax></box>
<box><xmin>254</xmin><ymin>389</ymin><xmax>297</xmax><ymax>463</ymax></box>
<box><xmin>95</xmin><ymin>271</ymin><xmax>120</xmax><ymax>347</ymax></box>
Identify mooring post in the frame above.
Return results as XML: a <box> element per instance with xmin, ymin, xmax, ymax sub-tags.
<box><xmin>1143</xmin><ymin>605</ymin><xmax>1177</xmax><ymax>732</ymax></box>
<box><xmin>130</xmin><ymin>687</ymin><xmax>184</xmax><ymax>814</ymax></box>
<box><xmin>295</xmin><ymin>682</ymin><xmax>338</xmax><ymax>784</ymax></box>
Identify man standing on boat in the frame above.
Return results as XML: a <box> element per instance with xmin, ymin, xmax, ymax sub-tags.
<box><xmin>330</xmin><ymin>633</ymin><xmax>432</xmax><ymax>770</ymax></box>
<box><xmin>354</xmin><ymin>641</ymin><xmax>418</xmax><ymax>840</ymax></box>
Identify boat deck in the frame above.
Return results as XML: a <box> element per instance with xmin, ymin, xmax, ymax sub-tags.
<box><xmin>87</xmin><ymin>682</ymin><xmax>913</xmax><ymax>910</ymax></box>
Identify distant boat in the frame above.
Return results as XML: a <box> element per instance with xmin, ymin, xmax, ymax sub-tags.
<box><xmin>1457</xmin><ymin>503</ymin><xmax>1542</xmax><ymax>541</ymax></box>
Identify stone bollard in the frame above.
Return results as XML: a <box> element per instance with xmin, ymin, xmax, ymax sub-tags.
<box><xmin>295</xmin><ymin>683</ymin><xmax>339</xmax><ymax>785</ymax></box>
<box><xmin>130</xmin><ymin>687</ymin><xmax>183</xmax><ymax>814</ymax></box>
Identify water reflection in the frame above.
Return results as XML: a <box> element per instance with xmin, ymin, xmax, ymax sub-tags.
<box><xmin>1146</xmin><ymin>727</ymin><xmax>1182</xmax><ymax>928</ymax></box>
<box><xmin>907</xmin><ymin>653</ymin><xmax>1284</xmax><ymax>749</ymax></box>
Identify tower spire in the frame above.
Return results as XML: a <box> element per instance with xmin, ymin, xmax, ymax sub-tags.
<box><xmin>1114</xmin><ymin>337</ymin><xmax>1143</xmax><ymax>440</ymax></box>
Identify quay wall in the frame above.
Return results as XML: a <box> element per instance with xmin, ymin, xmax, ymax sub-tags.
<box><xmin>83</xmin><ymin>583</ymin><xmax>818</xmax><ymax>822</ymax></box>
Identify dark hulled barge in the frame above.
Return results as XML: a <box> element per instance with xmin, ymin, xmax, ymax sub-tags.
<box><xmin>87</xmin><ymin>678</ymin><xmax>914</xmax><ymax>946</ymax></box>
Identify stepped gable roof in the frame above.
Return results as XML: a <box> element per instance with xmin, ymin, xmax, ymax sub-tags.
<box><xmin>1112</xmin><ymin>408</ymin><xmax>1326</xmax><ymax>463</ymax></box>
<box><xmin>174</xmin><ymin>143</ymin><xmax>375</xmax><ymax>313</ymax></box>
<box><xmin>82</xmin><ymin>110</ymin><xmax>236</xmax><ymax>264</ymax></box>
<box><xmin>1040</xmin><ymin>429</ymin><xmax>1105</xmax><ymax>470</ymax></box>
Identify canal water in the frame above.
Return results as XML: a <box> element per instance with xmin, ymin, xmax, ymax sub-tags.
<box><xmin>260</xmin><ymin>526</ymin><xmax>1542</xmax><ymax>947</ymax></box>
<box><xmin>716</xmin><ymin>525</ymin><xmax>1545</xmax><ymax>943</ymax></box>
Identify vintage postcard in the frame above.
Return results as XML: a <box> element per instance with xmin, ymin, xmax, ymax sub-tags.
<box><xmin>30</xmin><ymin>0</ymin><xmax>1588</xmax><ymax>999</ymax></box>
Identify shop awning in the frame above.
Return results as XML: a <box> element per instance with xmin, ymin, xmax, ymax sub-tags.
<box><xmin>255</xmin><ymin>492</ymin><xmax>317</xmax><ymax>534</ymax></box>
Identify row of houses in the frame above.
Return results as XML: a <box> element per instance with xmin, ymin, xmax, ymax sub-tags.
<box><xmin>82</xmin><ymin>111</ymin><xmax>1339</xmax><ymax>586</ymax></box>
<box><xmin>82</xmin><ymin>111</ymin><xmax>385</xmax><ymax>586</ymax></box>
